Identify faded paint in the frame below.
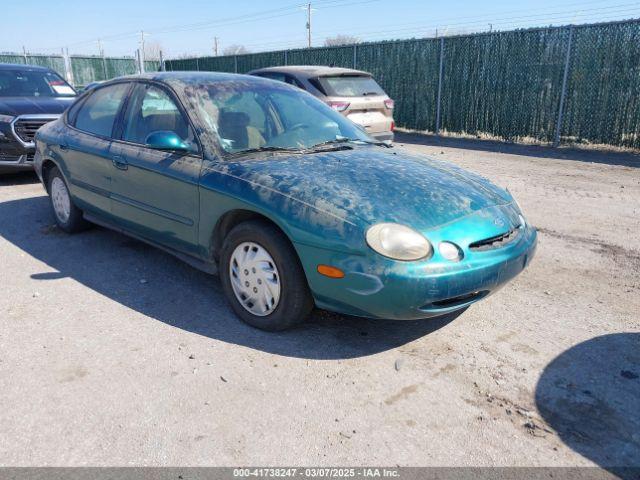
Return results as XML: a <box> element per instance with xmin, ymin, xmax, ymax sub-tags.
<box><xmin>34</xmin><ymin>71</ymin><xmax>537</xmax><ymax>321</ymax></box>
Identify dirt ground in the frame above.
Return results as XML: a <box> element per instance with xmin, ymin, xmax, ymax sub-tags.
<box><xmin>0</xmin><ymin>132</ymin><xmax>638</xmax><ymax>468</ymax></box>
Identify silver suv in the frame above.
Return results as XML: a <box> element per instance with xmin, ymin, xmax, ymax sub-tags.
<box><xmin>249</xmin><ymin>66</ymin><xmax>395</xmax><ymax>142</ymax></box>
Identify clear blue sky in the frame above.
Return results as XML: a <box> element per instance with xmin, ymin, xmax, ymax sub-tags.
<box><xmin>2</xmin><ymin>0</ymin><xmax>638</xmax><ymax>58</ymax></box>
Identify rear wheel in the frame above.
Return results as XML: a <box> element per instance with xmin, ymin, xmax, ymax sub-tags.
<box><xmin>219</xmin><ymin>220</ymin><xmax>314</xmax><ymax>331</ymax></box>
<box><xmin>47</xmin><ymin>166</ymin><xmax>88</xmax><ymax>233</ymax></box>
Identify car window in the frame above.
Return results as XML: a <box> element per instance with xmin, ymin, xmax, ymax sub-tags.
<box><xmin>223</xmin><ymin>91</ymin><xmax>267</xmax><ymax>134</ymax></box>
<box><xmin>269</xmin><ymin>91</ymin><xmax>334</xmax><ymax>131</ymax></box>
<box><xmin>317</xmin><ymin>75</ymin><xmax>385</xmax><ymax>97</ymax></box>
<box><xmin>203</xmin><ymin>90</ymin><xmax>269</xmax><ymax>151</ymax></box>
<box><xmin>259</xmin><ymin>72</ymin><xmax>286</xmax><ymax>82</ymax></box>
<box><xmin>258</xmin><ymin>73</ymin><xmax>304</xmax><ymax>90</ymax></box>
<box><xmin>0</xmin><ymin>69</ymin><xmax>75</xmax><ymax>98</ymax></box>
<box><xmin>122</xmin><ymin>84</ymin><xmax>196</xmax><ymax>149</ymax></box>
<box><xmin>288</xmin><ymin>76</ymin><xmax>305</xmax><ymax>89</ymax></box>
<box><xmin>192</xmin><ymin>82</ymin><xmax>370</xmax><ymax>154</ymax></box>
<box><xmin>66</xmin><ymin>97</ymin><xmax>86</xmax><ymax>125</ymax></box>
<box><xmin>74</xmin><ymin>83</ymin><xmax>129</xmax><ymax>137</ymax></box>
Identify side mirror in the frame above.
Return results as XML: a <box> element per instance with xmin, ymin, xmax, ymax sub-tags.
<box><xmin>145</xmin><ymin>131</ymin><xmax>190</xmax><ymax>152</ymax></box>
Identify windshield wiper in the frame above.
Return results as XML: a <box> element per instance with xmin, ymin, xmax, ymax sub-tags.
<box><xmin>226</xmin><ymin>146</ymin><xmax>302</xmax><ymax>158</ymax></box>
<box><xmin>307</xmin><ymin>138</ymin><xmax>356</xmax><ymax>149</ymax></box>
<box><xmin>309</xmin><ymin>137</ymin><xmax>391</xmax><ymax>150</ymax></box>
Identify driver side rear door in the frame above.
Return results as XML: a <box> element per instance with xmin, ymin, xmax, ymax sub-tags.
<box><xmin>108</xmin><ymin>81</ymin><xmax>202</xmax><ymax>255</ymax></box>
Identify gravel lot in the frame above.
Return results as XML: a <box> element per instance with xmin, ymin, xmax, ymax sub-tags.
<box><xmin>0</xmin><ymin>133</ymin><xmax>638</xmax><ymax>468</ymax></box>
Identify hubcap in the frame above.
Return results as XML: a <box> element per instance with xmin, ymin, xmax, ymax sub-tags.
<box><xmin>229</xmin><ymin>242</ymin><xmax>281</xmax><ymax>316</ymax></box>
<box><xmin>51</xmin><ymin>177</ymin><xmax>71</xmax><ymax>224</ymax></box>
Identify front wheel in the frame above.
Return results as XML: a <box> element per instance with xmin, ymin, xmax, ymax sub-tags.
<box><xmin>219</xmin><ymin>220</ymin><xmax>314</xmax><ymax>331</ymax></box>
<box><xmin>47</xmin><ymin>166</ymin><xmax>88</xmax><ymax>233</ymax></box>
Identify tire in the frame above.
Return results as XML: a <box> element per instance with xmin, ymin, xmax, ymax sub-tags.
<box><xmin>219</xmin><ymin>220</ymin><xmax>314</xmax><ymax>331</ymax></box>
<box><xmin>47</xmin><ymin>166</ymin><xmax>88</xmax><ymax>233</ymax></box>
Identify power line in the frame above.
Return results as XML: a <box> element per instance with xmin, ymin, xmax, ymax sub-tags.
<box><xmin>53</xmin><ymin>0</ymin><xmax>362</xmax><ymax>50</ymax></box>
<box><xmin>231</xmin><ymin>3</ymin><xmax>640</xmax><ymax>52</ymax></box>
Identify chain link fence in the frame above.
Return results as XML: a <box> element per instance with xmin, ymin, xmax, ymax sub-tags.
<box><xmin>165</xmin><ymin>19</ymin><xmax>640</xmax><ymax>149</ymax></box>
<box><xmin>0</xmin><ymin>53</ymin><xmax>160</xmax><ymax>89</ymax></box>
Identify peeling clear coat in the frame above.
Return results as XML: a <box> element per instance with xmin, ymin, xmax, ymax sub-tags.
<box><xmin>35</xmin><ymin>72</ymin><xmax>537</xmax><ymax>320</ymax></box>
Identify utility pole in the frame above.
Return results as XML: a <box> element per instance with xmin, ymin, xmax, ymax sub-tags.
<box><xmin>139</xmin><ymin>30</ymin><xmax>150</xmax><ymax>73</ymax></box>
<box><xmin>22</xmin><ymin>46</ymin><xmax>28</xmax><ymax>64</ymax></box>
<box><xmin>306</xmin><ymin>3</ymin><xmax>312</xmax><ymax>48</ymax></box>
<box><xmin>97</xmin><ymin>39</ymin><xmax>107</xmax><ymax>80</ymax></box>
<box><xmin>213</xmin><ymin>37</ymin><xmax>219</xmax><ymax>56</ymax></box>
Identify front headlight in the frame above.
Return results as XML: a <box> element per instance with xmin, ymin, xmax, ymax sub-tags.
<box><xmin>0</xmin><ymin>114</ymin><xmax>15</xmax><ymax>123</ymax></box>
<box><xmin>366</xmin><ymin>223</ymin><xmax>432</xmax><ymax>261</ymax></box>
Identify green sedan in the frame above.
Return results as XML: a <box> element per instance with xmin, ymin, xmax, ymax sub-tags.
<box><xmin>34</xmin><ymin>72</ymin><xmax>536</xmax><ymax>331</ymax></box>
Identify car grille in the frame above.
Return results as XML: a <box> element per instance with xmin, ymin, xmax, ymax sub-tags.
<box><xmin>13</xmin><ymin>117</ymin><xmax>56</xmax><ymax>144</ymax></box>
<box><xmin>469</xmin><ymin>226</ymin><xmax>521</xmax><ymax>251</ymax></box>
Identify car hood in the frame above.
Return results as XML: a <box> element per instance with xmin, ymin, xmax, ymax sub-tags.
<box><xmin>0</xmin><ymin>96</ymin><xmax>75</xmax><ymax>116</ymax></box>
<box><xmin>216</xmin><ymin>147</ymin><xmax>514</xmax><ymax>231</ymax></box>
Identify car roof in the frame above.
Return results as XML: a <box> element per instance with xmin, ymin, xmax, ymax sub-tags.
<box><xmin>0</xmin><ymin>63</ymin><xmax>52</xmax><ymax>72</ymax></box>
<box><xmin>109</xmin><ymin>71</ymin><xmax>266</xmax><ymax>84</ymax></box>
<box><xmin>97</xmin><ymin>71</ymin><xmax>290</xmax><ymax>91</ymax></box>
<box><xmin>249</xmin><ymin>65</ymin><xmax>372</xmax><ymax>78</ymax></box>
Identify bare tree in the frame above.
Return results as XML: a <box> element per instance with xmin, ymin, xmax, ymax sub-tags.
<box><xmin>223</xmin><ymin>44</ymin><xmax>250</xmax><ymax>56</ymax></box>
<box><xmin>324</xmin><ymin>35</ymin><xmax>360</xmax><ymax>46</ymax></box>
<box><xmin>144</xmin><ymin>40</ymin><xmax>164</xmax><ymax>60</ymax></box>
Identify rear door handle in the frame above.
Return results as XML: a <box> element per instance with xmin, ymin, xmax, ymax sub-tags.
<box><xmin>112</xmin><ymin>155</ymin><xmax>128</xmax><ymax>170</ymax></box>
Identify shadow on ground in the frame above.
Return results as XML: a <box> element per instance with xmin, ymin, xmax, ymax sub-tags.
<box><xmin>0</xmin><ymin>195</ymin><xmax>460</xmax><ymax>359</ymax></box>
<box><xmin>536</xmin><ymin>333</ymin><xmax>640</xmax><ymax>474</ymax></box>
<box><xmin>395</xmin><ymin>132</ymin><xmax>640</xmax><ymax>168</ymax></box>
<box><xmin>0</xmin><ymin>171</ymin><xmax>39</xmax><ymax>186</ymax></box>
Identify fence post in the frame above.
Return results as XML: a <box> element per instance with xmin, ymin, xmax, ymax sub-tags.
<box><xmin>554</xmin><ymin>25</ymin><xmax>573</xmax><ymax>147</ymax></box>
<box><xmin>196</xmin><ymin>57</ymin><xmax>200</xmax><ymax>71</ymax></box>
<box><xmin>234</xmin><ymin>55</ymin><xmax>238</xmax><ymax>73</ymax></box>
<box><xmin>159</xmin><ymin>50</ymin><xmax>165</xmax><ymax>71</ymax></box>
<box><xmin>101</xmin><ymin>51</ymin><xmax>108</xmax><ymax>81</ymax></box>
<box><xmin>284</xmin><ymin>50</ymin><xmax>288</xmax><ymax>66</ymax></box>
<box><xmin>435</xmin><ymin>37</ymin><xmax>445</xmax><ymax>135</ymax></box>
<box><xmin>62</xmin><ymin>48</ymin><xmax>75</xmax><ymax>86</ymax></box>
<box><xmin>353</xmin><ymin>44</ymin><xmax>357</xmax><ymax>69</ymax></box>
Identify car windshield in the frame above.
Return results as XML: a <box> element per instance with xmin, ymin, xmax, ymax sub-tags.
<box><xmin>317</xmin><ymin>75</ymin><xmax>385</xmax><ymax>97</ymax></box>
<box><xmin>190</xmin><ymin>81</ymin><xmax>373</xmax><ymax>155</ymax></box>
<box><xmin>0</xmin><ymin>69</ymin><xmax>76</xmax><ymax>98</ymax></box>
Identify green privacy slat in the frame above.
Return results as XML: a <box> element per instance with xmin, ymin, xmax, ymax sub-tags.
<box><xmin>4</xmin><ymin>19</ymin><xmax>637</xmax><ymax>148</ymax></box>
<box><xmin>561</xmin><ymin>21</ymin><xmax>640</xmax><ymax>148</ymax></box>
<box><xmin>70</xmin><ymin>56</ymin><xmax>138</xmax><ymax>86</ymax></box>
<box><xmin>0</xmin><ymin>55</ymin><xmax>26</xmax><ymax>64</ymax></box>
<box><xmin>439</xmin><ymin>27</ymin><xmax>569</xmax><ymax>143</ymax></box>
<box><xmin>163</xmin><ymin>20</ymin><xmax>640</xmax><ymax>148</ymax></box>
<box><xmin>286</xmin><ymin>45</ymin><xmax>354</xmax><ymax>68</ymax></box>
<box><xmin>0</xmin><ymin>54</ymin><xmax>66</xmax><ymax>76</ymax></box>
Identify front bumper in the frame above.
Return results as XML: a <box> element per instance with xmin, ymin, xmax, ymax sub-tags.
<box><xmin>295</xmin><ymin>221</ymin><xmax>537</xmax><ymax>320</ymax></box>
<box><xmin>0</xmin><ymin>114</ymin><xmax>60</xmax><ymax>172</ymax></box>
<box><xmin>0</xmin><ymin>139</ymin><xmax>35</xmax><ymax>171</ymax></box>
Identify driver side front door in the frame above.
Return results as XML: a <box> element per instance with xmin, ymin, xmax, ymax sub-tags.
<box><xmin>108</xmin><ymin>82</ymin><xmax>202</xmax><ymax>255</ymax></box>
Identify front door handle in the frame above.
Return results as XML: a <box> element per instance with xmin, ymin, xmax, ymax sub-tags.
<box><xmin>112</xmin><ymin>155</ymin><xmax>128</xmax><ymax>170</ymax></box>
<box><xmin>59</xmin><ymin>144</ymin><xmax>69</xmax><ymax>151</ymax></box>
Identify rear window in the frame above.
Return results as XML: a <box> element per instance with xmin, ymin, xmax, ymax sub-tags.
<box><xmin>316</xmin><ymin>75</ymin><xmax>385</xmax><ymax>97</ymax></box>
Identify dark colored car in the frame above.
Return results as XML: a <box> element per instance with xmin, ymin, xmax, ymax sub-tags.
<box><xmin>0</xmin><ymin>63</ymin><xmax>76</xmax><ymax>173</ymax></box>
<box><xmin>34</xmin><ymin>72</ymin><xmax>536</xmax><ymax>331</ymax></box>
